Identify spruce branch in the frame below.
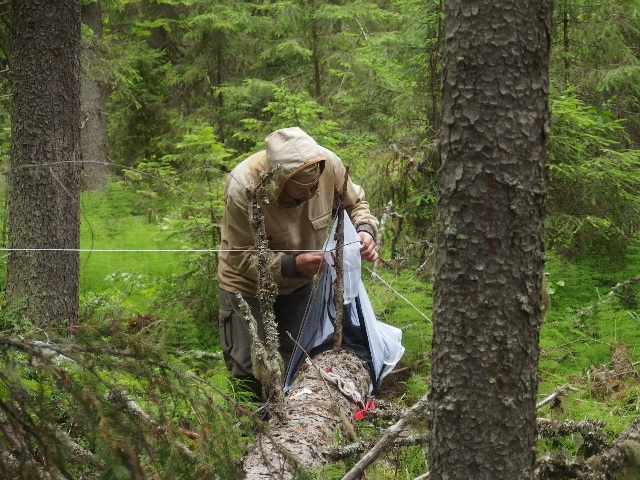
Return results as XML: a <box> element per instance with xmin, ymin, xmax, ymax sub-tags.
<box><xmin>0</xmin><ymin>332</ymin><xmax>243</xmax><ymax>479</ymax></box>
<box><xmin>535</xmin><ymin>418</ymin><xmax>640</xmax><ymax>479</ymax></box>
<box><xmin>326</xmin><ymin>432</ymin><xmax>429</xmax><ymax>461</ymax></box>
<box><xmin>105</xmin><ymin>388</ymin><xmax>195</xmax><ymax>460</ymax></box>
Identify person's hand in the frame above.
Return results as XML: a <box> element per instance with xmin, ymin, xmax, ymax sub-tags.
<box><xmin>294</xmin><ymin>252</ymin><xmax>328</xmax><ymax>277</ymax></box>
<box><xmin>358</xmin><ymin>232</ymin><xmax>378</xmax><ymax>262</ymax></box>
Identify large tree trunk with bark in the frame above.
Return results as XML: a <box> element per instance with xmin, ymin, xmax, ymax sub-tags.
<box><xmin>242</xmin><ymin>349</ymin><xmax>370</xmax><ymax>479</ymax></box>
<box><xmin>81</xmin><ymin>0</ymin><xmax>110</xmax><ymax>191</ymax></box>
<box><xmin>428</xmin><ymin>0</ymin><xmax>551</xmax><ymax>478</ymax></box>
<box><xmin>7</xmin><ymin>0</ymin><xmax>82</xmax><ymax>327</ymax></box>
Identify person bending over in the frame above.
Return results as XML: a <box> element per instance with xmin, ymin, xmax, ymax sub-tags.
<box><xmin>217</xmin><ymin>126</ymin><xmax>378</xmax><ymax>399</ymax></box>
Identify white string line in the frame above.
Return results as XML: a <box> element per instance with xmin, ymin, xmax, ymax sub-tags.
<box><xmin>0</xmin><ymin>247</ymin><xmax>358</xmax><ymax>253</ymax></box>
<box><xmin>13</xmin><ymin>162</ymin><xmax>434</xmax><ymax>320</ymax></box>
<box><xmin>0</xmin><ymin>240</ymin><xmax>365</xmax><ymax>253</ymax></box>
<box><xmin>363</xmin><ymin>264</ymin><xmax>432</xmax><ymax>323</ymax></box>
<box><xmin>0</xmin><ymin>246</ymin><xmax>433</xmax><ymax>322</ymax></box>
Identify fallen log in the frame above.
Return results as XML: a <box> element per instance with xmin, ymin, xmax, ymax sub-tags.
<box><xmin>242</xmin><ymin>349</ymin><xmax>371</xmax><ymax>479</ymax></box>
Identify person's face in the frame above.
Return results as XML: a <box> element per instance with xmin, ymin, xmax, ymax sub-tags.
<box><xmin>281</xmin><ymin>180</ymin><xmax>320</xmax><ymax>202</ymax></box>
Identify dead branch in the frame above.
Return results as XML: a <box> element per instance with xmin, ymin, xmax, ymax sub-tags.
<box><xmin>390</xmin><ymin>215</ymin><xmax>404</xmax><ymax>260</ymax></box>
<box><xmin>340</xmin><ymin>394</ymin><xmax>429</xmax><ymax>480</ymax></box>
<box><xmin>414</xmin><ymin>472</ymin><xmax>431</xmax><ymax>480</ymax></box>
<box><xmin>572</xmin><ymin>275</ymin><xmax>640</xmax><ymax>321</ymax></box>
<box><xmin>584</xmin><ymin>418</ymin><xmax>640</xmax><ymax>478</ymax></box>
<box><xmin>589</xmin><ymin>344</ymin><xmax>638</xmax><ymax>400</ymax></box>
<box><xmin>327</xmin><ymin>432</ymin><xmax>428</xmax><ymax>461</ymax></box>
<box><xmin>537</xmin><ymin>418</ymin><xmax>608</xmax><ymax>459</ymax></box>
<box><xmin>0</xmin><ymin>451</ymin><xmax>65</xmax><ymax>480</ymax></box>
<box><xmin>415</xmin><ymin>245</ymin><xmax>435</xmax><ymax>277</ymax></box>
<box><xmin>245</xmin><ymin>171</ymin><xmax>286</xmax><ymax>420</ymax></box>
<box><xmin>49</xmin><ymin>425</ymin><xmax>103</xmax><ymax>467</ymax></box>
<box><xmin>0</xmin><ymin>409</ymin><xmax>68</xmax><ymax>480</ymax></box>
<box><xmin>326</xmin><ymin>415</ymin><xmax>608</xmax><ymax>464</ymax></box>
<box><xmin>536</xmin><ymin>385</ymin><xmax>579</xmax><ymax>410</ymax></box>
<box><xmin>535</xmin><ymin>418</ymin><xmax>640</xmax><ymax>479</ymax></box>
<box><xmin>372</xmin><ymin>200</ymin><xmax>393</xmax><ymax>278</ymax></box>
<box><xmin>537</xmin><ymin>418</ymin><xmax>606</xmax><ymax>441</ymax></box>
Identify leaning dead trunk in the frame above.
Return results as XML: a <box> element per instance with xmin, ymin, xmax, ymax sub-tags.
<box><xmin>80</xmin><ymin>0</ymin><xmax>110</xmax><ymax>191</ymax></box>
<box><xmin>242</xmin><ymin>349</ymin><xmax>371</xmax><ymax>479</ymax></box>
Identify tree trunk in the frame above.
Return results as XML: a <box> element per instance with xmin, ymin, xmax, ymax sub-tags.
<box><xmin>81</xmin><ymin>0</ymin><xmax>110</xmax><ymax>191</ymax></box>
<box><xmin>7</xmin><ymin>0</ymin><xmax>82</xmax><ymax>327</ymax></box>
<box><xmin>242</xmin><ymin>349</ymin><xmax>370</xmax><ymax>479</ymax></box>
<box><xmin>428</xmin><ymin>0</ymin><xmax>551</xmax><ymax>478</ymax></box>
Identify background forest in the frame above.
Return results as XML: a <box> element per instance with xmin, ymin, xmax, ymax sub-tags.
<box><xmin>0</xmin><ymin>0</ymin><xmax>640</xmax><ymax>478</ymax></box>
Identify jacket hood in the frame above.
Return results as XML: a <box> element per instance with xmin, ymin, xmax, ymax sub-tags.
<box><xmin>264</xmin><ymin>127</ymin><xmax>326</xmax><ymax>204</ymax></box>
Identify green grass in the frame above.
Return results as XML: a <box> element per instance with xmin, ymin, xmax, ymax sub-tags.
<box><xmin>539</xmin><ymin>244</ymin><xmax>640</xmax><ymax>434</ymax></box>
<box><xmin>80</xmin><ymin>182</ymin><xmax>190</xmax><ymax>309</ymax></box>
<box><xmin>364</xmin><ymin>266</ymin><xmax>433</xmax><ymax>401</ymax></box>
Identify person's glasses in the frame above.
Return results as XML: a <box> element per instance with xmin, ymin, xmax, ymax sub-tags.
<box><xmin>285</xmin><ymin>180</ymin><xmax>319</xmax><ymax>199</ymax></box>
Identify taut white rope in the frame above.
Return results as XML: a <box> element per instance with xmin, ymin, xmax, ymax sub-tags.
<box><xmin>364</xmin><ymin>264</ymin><xmax>432</xmax><ymax>323</ymax></box>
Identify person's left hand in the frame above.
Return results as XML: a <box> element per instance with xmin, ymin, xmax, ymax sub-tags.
<box><xmin>358</xmin><ymin>232</ymin><xmax>378</xmax><ymax>262</ymax></box>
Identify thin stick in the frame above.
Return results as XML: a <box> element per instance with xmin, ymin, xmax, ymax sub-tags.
<box><xmin>333</xmin><ymin>167</ymin><xmax>349</xmax><ymax>351</ymax></box>
<box><xmin>536</xmin><ymin>385</ymin><xmax>579</xmax><ymax>410</ymax></box>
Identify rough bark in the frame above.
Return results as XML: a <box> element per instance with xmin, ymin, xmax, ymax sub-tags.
<box><xmin>242</xmin><ymin>349</ymin><xmax>371</xmax><ymax>479</ymax></box>
<box><xmin>81</xmin><ymin>0</ymin><xmax>110</xmax><ymax>190</ymax></box>
<box><xmin>7</xmin><ymin>0</ymin><xmax>82</xmax><ymax>327</ymax></box>
<box><xmin>429</xmin><ymin>0</ymin><xmax>551</xmax><ymax>478</ymax></box>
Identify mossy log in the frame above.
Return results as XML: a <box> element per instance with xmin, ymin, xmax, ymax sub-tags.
<box><xmin>241</xmin><ymin>349</ymin><xmax>370</xmax><ymax>479</ymax></box>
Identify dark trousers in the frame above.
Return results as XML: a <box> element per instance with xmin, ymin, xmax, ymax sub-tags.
<box><xmin>218</xmin><ymin>283</ymin><xmax>313</xmax><ymax>398</ymax></box>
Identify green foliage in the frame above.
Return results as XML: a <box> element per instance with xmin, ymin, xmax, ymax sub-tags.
<box><xmin>155</xmin><ymin>124</ymin><xmax>233</xmax><ymax>322</ymax></box>
<box><xmin>231</xmin><ymin>85</ymin><xmax>344</xmax><ymax>151</ymax></box>
<box><xmin>546</xmin><ymin>91</ymin><xmax>640</xmax><ymax>256</ymax></box>
<box><xmin>551</xmin><ymin>0</ymin><xmax>640</xmax><ymax>143</ymax></box>
<box><xmin>105</xmin><ymin>11</ymin><xmax>177</xmax><ymax>168</ymax></box>
<box><xmin>0</xmin><ymin>316</ymin><xmax>246</xmax><ymax>479</ymax></box>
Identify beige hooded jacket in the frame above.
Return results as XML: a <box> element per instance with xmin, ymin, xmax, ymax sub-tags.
<box><xmin>218</xmin><ymin>127</ymin><xmax>378</xmax><ymax>297</ymax></box>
